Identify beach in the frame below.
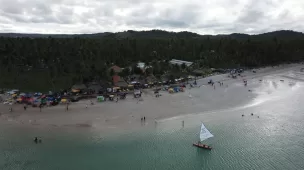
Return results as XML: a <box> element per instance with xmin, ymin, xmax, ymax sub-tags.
<box><xmin>1</xmin><ymin>63</ymin><xmax>304</xmax><ymax>170</ymax></box>
<box><xmin>1</xmin><ymin>63</ymin><xmax>302</xmax><ymax>132</ymax></box>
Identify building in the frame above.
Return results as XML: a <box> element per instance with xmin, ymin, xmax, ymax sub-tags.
<box><xmin>109</xmin><ymin>65</ymin><xmax>122</xmax><ymax>73</ymax></box>
<box><xmin>108</xmin><ymin>65</ymin><xmax>123</xmax><ymax>85</ymax></box>
<box><xmin>137</xmin><ymin>62</ymin><xmax>145</xmax><ymax>69</ymax></box>
<box><xmin>169</xmin><ymin>59</ymin><xmax>193</xmax><ymax>67</ymax></box>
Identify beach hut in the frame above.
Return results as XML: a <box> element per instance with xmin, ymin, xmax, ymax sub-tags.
<box><xmin>88</xmin><ymin>83</ymin><xmax>103</xmax><ymax>94</ymax></box>
<box><xmin>71</xmin><ymin>83</ymin><xmax>87</xmax><ymax>93</ymax></box>
<box><xmin>114</xmin><ymin>80</ymin><xmax>129</xmax><ymax>88</ymax></box>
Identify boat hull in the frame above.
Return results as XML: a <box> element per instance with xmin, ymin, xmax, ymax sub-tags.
<box><xmin>193</xmin><ymin>143</ymin><xmax>212</xmax><ymax>150</ymax></box>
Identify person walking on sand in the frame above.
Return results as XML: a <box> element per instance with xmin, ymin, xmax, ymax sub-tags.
<box><xmin>39</xmin><ymin>104</ymin><xmax>42</xmax><ymax>112</ymax></box>
<box><xmin>66</xmin><ymin>103</ymin><xmax>69</xmax><ymax>111</ymax></box>
<box><xmin>24</xmin><ymin>104</ymin><xmax>27</xmax><ymax>111</ymax></box>
<box><xmin>143</xmin><ymin>116</ymin><xmax>146</xmax><ymax>121</ymax></box>
<box><xmin>86</xmin><ymin>104</ymin><xmax>88</xmax><ymax>109</ymax></box>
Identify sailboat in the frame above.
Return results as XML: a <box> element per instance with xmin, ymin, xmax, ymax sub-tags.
<box><xmin>193</xmin><ymin>123</ymin><xmax>214</xmax><ymax>150</ymax></box>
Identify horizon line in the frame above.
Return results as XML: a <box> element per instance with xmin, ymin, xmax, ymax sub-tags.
<box><xmin>0</xmin><ymin>29</ymin><xmax>302</xmax><ymax>36</ymax></box>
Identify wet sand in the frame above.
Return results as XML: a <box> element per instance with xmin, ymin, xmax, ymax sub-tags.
<box><xmin>1</xmin><ymin>63</ymin><xmax>303</xmax><ymax>133</ymax></box>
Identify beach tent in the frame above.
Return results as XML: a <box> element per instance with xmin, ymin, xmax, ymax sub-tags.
<box><xmin>72</xmin><ymin>89</ymin><xmax>80</xmax><ymax>93</ymax></box>
<box><xmin>7</xmin><ymin>89</ymin><xmax>19</xmax><ymax>95</ymax></box>
<box><xmin>16</xmin><ymin>96</ymin><xmax>24</xmax><ymax>103</ymax></box>
<box><xmin>34</xmin><ymin>92</ymin><xmax>42</xmax><ymax>97</ymax></box>
<box><xmin>97</xmin><ymin>96</ymin><xmax>105</xmax><ymax>102</ymax></box>
<box><xmin>180</xmin><ymin>87</ymin><xmax>185</xmax><ymax>92</ymax></box>
<box><xmin>61</xmin><ymin>98</ymin><xmax>68</xmax><ymax>103</ymax></box>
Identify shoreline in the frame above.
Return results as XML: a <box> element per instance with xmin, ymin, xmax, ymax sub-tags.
<box><xmin>0</xmin><ymin>63</ymin><xmax>303</xmax><ymax>134</ymax></box>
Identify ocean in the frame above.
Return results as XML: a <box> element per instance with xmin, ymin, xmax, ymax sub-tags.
<box><xmin>1</xmin><ymin>72</ymin><xmax>304</xmax><ymax>170</ymax></box>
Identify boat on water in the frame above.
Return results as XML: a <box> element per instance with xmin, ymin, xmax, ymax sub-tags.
<box><xmin>193</xmin><ymin>123</ymin><xmax>214</xmax><ymax>150</ymax></box>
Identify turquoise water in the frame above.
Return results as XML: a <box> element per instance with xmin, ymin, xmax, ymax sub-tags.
<box><xmin>2</xmin><ymin>78</ymin><xmax>304</xmax><ymax>169</ymax></box>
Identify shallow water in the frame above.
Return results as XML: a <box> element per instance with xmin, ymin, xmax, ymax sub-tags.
<box><xmin>2</xmin><ymin>70</ymin><xmax>304</xmax><ymax>170</ymax></box>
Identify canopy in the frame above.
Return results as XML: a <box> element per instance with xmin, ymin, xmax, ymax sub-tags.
<box><xmin>71</xmin><ymin>84</ymin><xmax>87</xmax><ymax>90</ymax></box>
<box><xmin>72</xmin><ymin>89</ymin><xmax>80</xmax><ymax>93</ymax></box>
<box><xmin>200</xmin><ymin>123</ymin><xmax>214</xmax><ymax>142</ymax></box>
<box><xmin>61</xmin><ymin>99</ymin><xmax>67</xmax><ymax>103</ymax></box>
<box><xmin>97</xmin><ymin>96</ymin><xmax>105</xmax><ymax>102</ymax></box>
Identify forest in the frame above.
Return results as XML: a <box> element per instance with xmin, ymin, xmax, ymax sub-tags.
<box><xmin>0</xmin><ymin>30</ymin><xmax>304</xmax><ymax>91</ymax></box>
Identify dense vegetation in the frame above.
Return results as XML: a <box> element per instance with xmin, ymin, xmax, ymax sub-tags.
<box><xmin>0</xmin><ymin>30</ymin><xmax>304</xmax><ymax>91</ymax></box>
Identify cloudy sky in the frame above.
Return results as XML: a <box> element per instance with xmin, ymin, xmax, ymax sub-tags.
<box><xmin>0</xmin><ymin>0</ymin><xmax>303</xmax><ymax>34</ymax></box>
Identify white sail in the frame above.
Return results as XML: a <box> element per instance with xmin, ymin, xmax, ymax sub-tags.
<box><xmin>199</xmin><ymin>123</ymin><xmax>214</xmax><ymax>142</ymax></box>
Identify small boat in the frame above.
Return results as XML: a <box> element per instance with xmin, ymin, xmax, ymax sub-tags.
<box><xmin>193</xmin><ymin>143</ymin><xmax>212</xmax><ymax>150</ymax></box>
<box><xmin>193</xmin><ymin>123</ymin><xmax>214</xmax><ymax>150</ymax></box>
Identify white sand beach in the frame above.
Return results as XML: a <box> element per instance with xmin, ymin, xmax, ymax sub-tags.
<box><xmin>1</xmin><ymin>63</ymin><xmax>303</xmax><ymax>133</ymax></box>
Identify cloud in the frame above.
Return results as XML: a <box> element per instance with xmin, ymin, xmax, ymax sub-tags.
<box><xmin>0</xmin><ymin>0</ymin><xmax>303</xmax><ymax>34</ymax></box>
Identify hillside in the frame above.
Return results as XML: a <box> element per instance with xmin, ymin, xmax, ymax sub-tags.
<box><xmin>0</xmin><ymin>29</ymin><xmax>304</xmax><ymax>91</ymax></box>
<box><xmin>0</xmin><ymin>30</ymin><xmax>303</xmax><ymax>40</ymax></box>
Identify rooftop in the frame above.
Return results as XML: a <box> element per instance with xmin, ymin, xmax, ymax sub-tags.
<box><xmin>169</xmin><ymin>59</ymin><xmax>193</xmax><ymax>67</ymax></box>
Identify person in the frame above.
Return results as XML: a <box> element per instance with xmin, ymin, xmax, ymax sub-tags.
<box><xmin>34</xmin><ymin>137</ymin><xmax>38</xmax><ymax>143</ymax></box>
<box><xmin>86</xmin><ymin>104</ymin><xmax>88</xmax><ymax>108</ymax></box>
<box><xmin>24</xmin><ymin>104</ymin><xmax>27</xmax><ymax>111</ymax></box>
<box><xmin>143</xmin><ymin>116</ymin><xmax>146</xmax><ymax>121</ymax></box>
<box><xmin>39</xmin><ymin>104</ymin><xmax>42</xmax><ymax>112</ymax></box>
<box><xmin>66</xmin><ymin>103</ymin><xmax>69</xmax><ymax>111</ymax></box>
